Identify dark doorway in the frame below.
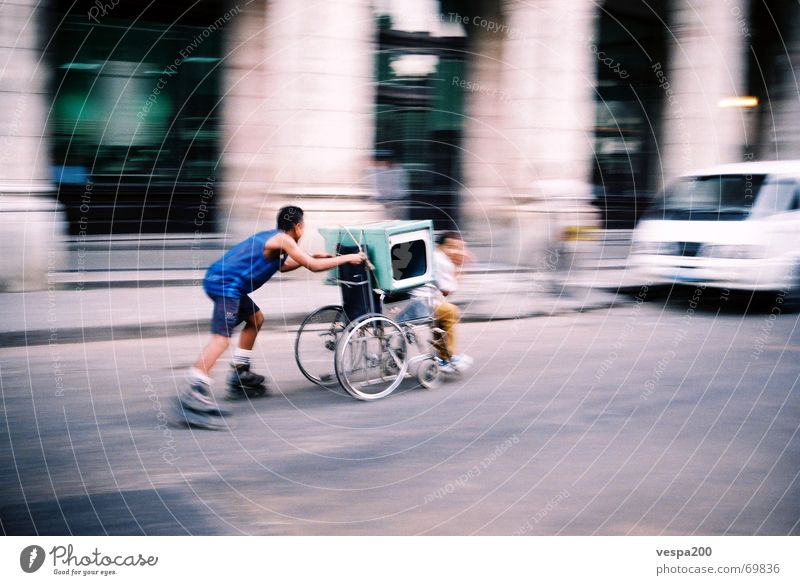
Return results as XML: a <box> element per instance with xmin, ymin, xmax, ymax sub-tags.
<box><xmin>373</xmin><ymin>4</ymin><xmax>468</xmax><ymax>230</ymax></box>
<box><xmin>748</xmin><ymin>0</ymin><xmax>800</xmax><ymax>160</ymax></box>
<box><xmin>49</xmin><ymin>1</ymin><xmax>230</xmax><ymax>235</ymax></box>
<box><xmin>592</xmin><ymin>0</ymin><xmax>670</xmax><ymax>228</ymax></box>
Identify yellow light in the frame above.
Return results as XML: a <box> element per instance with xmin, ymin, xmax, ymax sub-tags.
<box><xmin>717</xmin><ymin>96</ymin><xmax>759</xmax><ymax>108</ymax></box>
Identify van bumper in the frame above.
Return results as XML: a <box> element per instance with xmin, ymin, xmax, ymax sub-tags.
<box><xmin>629</xmin><ymin>254</ymin><xmax>795</xmax><ymax>292</ymax></box>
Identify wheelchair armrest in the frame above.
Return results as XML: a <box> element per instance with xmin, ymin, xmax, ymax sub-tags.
<box><xmin>383</xmin><ymin>291</ymin><xmax>411</xmax><ymax>304</ymax></box>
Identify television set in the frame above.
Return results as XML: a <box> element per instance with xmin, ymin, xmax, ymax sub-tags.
<box><xmin>319</xmin><ymin>220</ymin><xmax>434</xmax><ymax>292</ymax></box>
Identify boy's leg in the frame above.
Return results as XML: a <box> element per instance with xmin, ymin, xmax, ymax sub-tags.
<box><xmin>181</xmin><ymin>333</ymin><xmax>231</xmax><ymax>416</ymax></box>
<box><xmin>194</xmin><ymin>334</ymin><xmax>230</xmax><ymax>375</ymax></box>
<box><xmin>237</xmin><ymin>309</ymin><xmax>264</xmax><ymax>351</ymax></box>
<box><xmin>193</xmin><ymin>295</ymin><xmax>240</xmax><ymax>374</ymax></box>
<box><xmin>179</xmin><ymin>296</ymin><xmax>240</xmax><ymax>415</ymax></box>
<box><xmin>434</xmin><ymin>301</ymin><xmax>472</xmax><ymax>373</ymax></box>
<box><xmin>434</xmin><ymin>302</ymin><xmax>460</xmax><ymax>360</ymax></box>
<box><xmin>227</xmin><ymin>299</ymin><xmax>268</xmax><ymax>399</ymax></box>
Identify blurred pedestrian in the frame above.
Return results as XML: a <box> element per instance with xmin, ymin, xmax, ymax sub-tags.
<box><xmin>367</xmin><ymin>149</ymin><xmax>409</xmax><ymax>219</ymax></box>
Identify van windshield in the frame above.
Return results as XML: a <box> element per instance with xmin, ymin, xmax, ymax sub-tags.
<box><xmin>646</xmin><ymin>174</ymin><xmax>767</xmax><ymax>220</ymax></box>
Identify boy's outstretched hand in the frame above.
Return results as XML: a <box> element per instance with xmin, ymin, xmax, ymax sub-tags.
<box><xmin>346</xmin><ymin>252</ymin><xmax>366</xmax><ymax>265</ymax></box>
<box><xmin>311</xmin><ymin>252</ymin><xmax>363</xmax><ymax>264</ymax></box>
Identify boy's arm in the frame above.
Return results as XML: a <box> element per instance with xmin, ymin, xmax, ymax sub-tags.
<box><xmin>279</xmin><ymin>257</ymin><xmax>302</xmax><ymax>272</ymax></box>
<box><xmin>279</xmin><ymin>253</ymin><xmax>330</xmax><ymax>273</ymax></box>
<box><xmin>267</xmin><ymin>234</ymin><xmax>363</xmax><ymax>273</ymax></box>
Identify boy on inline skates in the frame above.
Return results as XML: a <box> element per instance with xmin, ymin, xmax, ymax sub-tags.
<box><xmin>177</xmin><ymin>206</ymin><xmax>364</xmax><ymax>428</ymax></box>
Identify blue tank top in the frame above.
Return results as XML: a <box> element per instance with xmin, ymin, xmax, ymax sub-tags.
<box><xmin>204</xmin><ymin>230</ymin><xmax>286</xmax><ymax>297</ymax></box>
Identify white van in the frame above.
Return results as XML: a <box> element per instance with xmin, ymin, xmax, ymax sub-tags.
<box><xmin>630</xmin><ymin>161</ymin><xmax>800</xmax><ymax>298</ymax></box>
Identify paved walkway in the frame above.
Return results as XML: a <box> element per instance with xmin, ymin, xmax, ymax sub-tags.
<box><xmin>0</xmin><ymin>228</ymin><xmax>637</xmax><ymax>347</ymax></box>
<box><xmin>0</xmin><ymin>266</ymin><xmax>629</xmax><ymax>347</ymax></box>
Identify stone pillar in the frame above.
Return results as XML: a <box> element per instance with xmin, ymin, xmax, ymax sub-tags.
<box><xmin>0</xmin><ymin>0</ymin><xmax>65</xmax><ymax>291</ymax></box>
<box><xmin>499</xmin><ymin>0</ymin><xmax>598</xmax><ymax>268</ymax></box>
<box><xmin>219</xmin><ymin>0</ymin><xmax>271</xmax><ymax>232</ymax></box>
<box><xmin>224</xmin><ymin>0</ymin><xmax>383</xmax><ymax>250</ymax></box>
<box><xmin>659</xmin><ymin>0</ymin><xmax>751</xmax><ymax>186</ymax></box>
<box><xmin>459</xmin><ymin>2</ymin><xmax>514</xmax><ymax>259</ymax></box>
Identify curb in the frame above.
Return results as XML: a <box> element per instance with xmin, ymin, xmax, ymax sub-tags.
<box><xmin>53</xmin><ymin>279</ymin><xmax>201</xmax><ymax>290</ymax></box>
<box><xmin>46</xmin><ymin>262</ymin><xmax>549</xmax><ymax>291</ymax></box>
<box><xmin>460</xmin><ymin>294</ymin><xmax>619</xmax><ymax>323</ymax></box>
<box><xmin>0</xmin><ymin>320</ymin><xmax>210</xmax><ymax>348</ymax></box>
<box><xmin>1</xmin><ymin>294</ymin><xmax>621</xmax><ymax>348</ymax></box>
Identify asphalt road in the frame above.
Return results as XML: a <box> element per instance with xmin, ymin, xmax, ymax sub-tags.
<box><xmin>2</xmin><ymin>290</ymin><xmax>799</xmax><ymax>535</ymax></box>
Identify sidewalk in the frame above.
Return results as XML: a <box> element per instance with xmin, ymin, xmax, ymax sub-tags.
<box><xmin>0</xmin><ymin>266</ymin><xmax>628</xmax><ymax>348</ymax></box>
<box><xmin>0</xmin><ymin>230</ymin><xmax>638</xmax><ymax>347</ymax></box>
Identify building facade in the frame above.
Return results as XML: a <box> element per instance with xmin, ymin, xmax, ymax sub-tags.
<box><xmin>2</xmin><ymin>0</ymin><xmax>800</xmax><ymax>286</ymax></box>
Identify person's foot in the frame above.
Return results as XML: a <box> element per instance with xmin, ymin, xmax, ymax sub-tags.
<box><xmin>179</xmin><ymin>380</ymin><xmax>229</xmax><ymax>416</ymax></box>
<box><xmin>226</xmin><ymin>383</ymin><xmax>269</xmax><ymax>400</ymax></box>
<box><xmin>436</xmin><ymin>354</ymin><xmax>473</xmax><ymax>375</ymax></box>
<box><xmin>450</xmin><ymin>354</ymin><xmax>473</xmax><ymax>372</ymax></box>
<box><xmin>228</xmin><ymin>363</ymin><xmax>266</xmax><ymax>386</ymax></box>
<box><xmin>226</xmin><ymin>364</ymin><xmax>269</xmax><ymax>400</ymax></box>
<box><xmin>436</xmin><ymin>357</ymin><xmax>455</xmax><ymax>375</ymax></box>
<box><xmin>175</xmin><ymin>401</ymin><xmax>230</xmax><ymax>430</ymax></box>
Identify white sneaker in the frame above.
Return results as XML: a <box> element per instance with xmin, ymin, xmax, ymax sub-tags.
<box><xmin>436</xmin><ymin>357</ymin><xmax>455</xmax><ymax>375</ymax></box>
<box><xmin>450</xmin><ymin>354</ymin><xmax>473</xmax><ymax>372</ymax></box>
<box><xmin>436</xmin><ymin>355</ymin><xmax>473</xmax><ymax>375</ymax></box>
<box><xmin>179</xmin><ymin>381</ymin><xmax>228</xmax><ymax>416</ymax></box>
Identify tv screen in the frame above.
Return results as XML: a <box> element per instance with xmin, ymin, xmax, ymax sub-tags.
<box><xmin>391</xmin><ymin>239</ymin><xmax>428</xmax><ymax>281</ymax></box>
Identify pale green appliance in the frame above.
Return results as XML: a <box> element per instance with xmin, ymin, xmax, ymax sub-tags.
<box><xmin>318</xmin><ymin>220</ymin><xmax>435</xmax><ymax>292</ymax></box>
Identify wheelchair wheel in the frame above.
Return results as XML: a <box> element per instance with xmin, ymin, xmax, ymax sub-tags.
<box><xmin>417</xmin><ymin>358</ymin><xmax>441</xmax><ymax>390</ymax></box>
<box><xmin>334</xmin><ymin>314</ymin><xmax>408</xmax><ymax>401</ymax></box>
<box><xmin>295</xmin><ymin>305</ymin><xmax>347</xmax><ymax>387</ymax></box>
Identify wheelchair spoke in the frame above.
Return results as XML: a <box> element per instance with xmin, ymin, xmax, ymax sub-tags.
<box><xmin>295</xmin><ymin>305</ymin><xmax>347</xmax><ymax>389</ymax></box>
<box><xmin>335</xmin><ymin>315</ymin><xmax>408</xmax><ymax>400</ymax></box>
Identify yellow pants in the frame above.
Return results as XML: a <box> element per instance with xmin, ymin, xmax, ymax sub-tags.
<box><xmin>435</xmin><ymin>302</ymin><xmax>460</xmax><ymax>359</ymax></box>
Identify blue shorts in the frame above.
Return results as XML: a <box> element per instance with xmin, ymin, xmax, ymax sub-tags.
<box><xmin>208</xmin><ymin>294</ymin><xmax>261</xmax><ymax>337</ymax></box>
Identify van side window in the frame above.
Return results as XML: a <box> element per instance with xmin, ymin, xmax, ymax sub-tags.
<box><xmin>751</xmin><ymin>179</ymin><xmax>796</xmax><ymax>217</ymax></box>
<box><xmin>792</xmin><ymin>184</ymin><xmax>800</xmax><ymax>210</ymax></box>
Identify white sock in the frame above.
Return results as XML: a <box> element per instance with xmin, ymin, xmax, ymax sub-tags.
<box><xmin>189</xmin><ymin>367</ymin><xmax>212</xmax><ymax>386</ymax></box>
<box><xmin>232</xmin><ymin>348</ymin><xmax>253</xmax><ymax>367</ymax></box>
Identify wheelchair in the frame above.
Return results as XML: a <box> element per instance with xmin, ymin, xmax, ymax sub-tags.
<box><xmin>294</xmin><ymin>220</ymin><xmax>446</xmax><ymax>400</ymax></box>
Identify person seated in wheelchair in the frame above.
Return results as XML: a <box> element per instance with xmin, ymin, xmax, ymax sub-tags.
<box><xmin>408</xmin><ymin>231</ymin><xmax>474</xmax><ymax>374</ymax></box>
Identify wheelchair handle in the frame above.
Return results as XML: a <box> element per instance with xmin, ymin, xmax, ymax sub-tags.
<box><xmin>338</xmin><ymin>224</ymin><xmax>376</xmax><ymax>271</ymax></box>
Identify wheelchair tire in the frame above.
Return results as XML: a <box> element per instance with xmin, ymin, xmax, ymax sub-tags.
<box><xmin>417</xmin><ymin>358</ymin><xmax>441</xmax><ymax>390</ymax></box>
<box><xmin>334</xmin><ymin>313</ymin><xmax>408</xmax><ymax>401</ymax></box>
<box><xmin>295</xmin><ymin>305</ymin><xmax>348</xmax><ymax>388</ymax></box>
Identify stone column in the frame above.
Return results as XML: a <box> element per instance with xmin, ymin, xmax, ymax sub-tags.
<box><xmin>224</xmin><ymin>0</ymin><xmax>383</xmax><ymax>250</ymax></box>
<box><xmin>499</xmin><ymin>0</ymin><xmax>598</xmax><ymax>268</ymax></box>
<box><xmin>0</xmin><ymin>0</ymin><xmax>65</xmax><ymax>291</ymax></box>
<box><xmin>219</xmin><ymin>0</ymin><xmax>271</xmax><ymax>233</ymax></box>
<box><xmin>659</xmin><ymin>0</ymin><xmax>751</xmax><ymax>186</ymax></box>
<box><xmin>459</xmin><ymin>2</ymin><xmax>514</xmax><ymax>258</ymax></box>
